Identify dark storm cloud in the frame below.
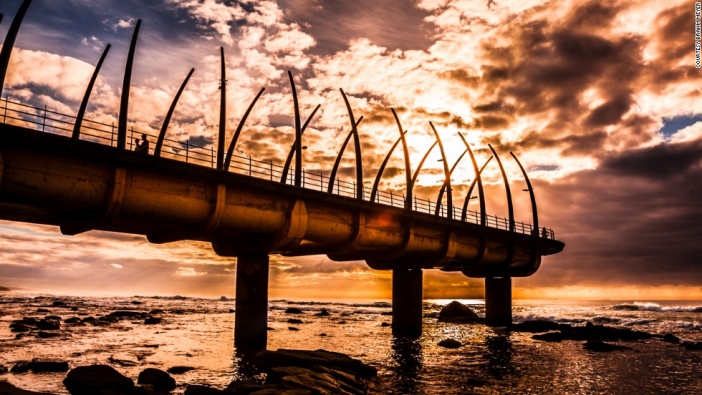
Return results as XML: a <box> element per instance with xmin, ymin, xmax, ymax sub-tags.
<box><xmin>533</xmin><ymin>137</ymin><xmax>702</xmax><ymax>287</ymax></box>
<box><xmin>277</xmin><ymin>0</ymin><xmax>434</xmax><ymax>56</ymax></box>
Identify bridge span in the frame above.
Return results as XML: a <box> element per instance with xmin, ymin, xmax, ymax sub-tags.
<box><xmin>0</xmin><ymin>0</ymin><xmax>564</xmax><ymax>351</ymax></box>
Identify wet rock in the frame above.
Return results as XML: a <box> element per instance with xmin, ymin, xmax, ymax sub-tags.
<box><xmin>143</xmin><ymin>317</ymin><xmax>162</xmax><ymax>325</ymax></box>
<box><xmin>36</xmin><ymin>319</ymin><xmax>60</xmax><ymax>330</ymax></box>
<box><xmin>10</xmin><ymin>324</ymin><xmax>31</xmax><ymax>333</ymax></box>
<box><xmin>44</xmin><ymin>315</ymin><xmax>62</xmax><ymax>321</ymax></box>
<box><xmin>28</xmin><ymin>359</ymin><xmax>69</xmax><ymax>372</ymax></box>
<box><xmin>682</xmin><ymin>341</ymin><xmax>702</xmax><ymax>350</ymax></box>
<box><xmin>131</xmin><ymin>301</ymin><xmax>143</xmax><ymax>305</ymax></box>
<box><xmin>438</xmin><ymin>301</ymin><xmax>482</xmax><ymax>324</ymax></box>
<box><xmin>465</xmin><ymin>377</ymin><xmax>489</xmax><ymax>387</ymax></box>
<box><xmin>36</xmin><ymin>308</ymin><xmax>50</xmax><ymax>313</ymax></box>
<box><xmin>319</xmin><ymin>333</ymin><xmax>327</xmax><ymax>337</ymax></box>
<box><xmin>288</xmin><ymin>327</ymin><xmax>300</xmax><ymax>331</ymax></box>
<box><xmin>0</xmin><ymin>381</ymin><xmax>55</xmax><ymax>394</ymax></box>
<box><xmin>137</xmin><ymin>368</ymin><xmax>176</xmax><ymax>391</ymax></box>
<box><xmin>109</xmin><ymin>353</ymin><xmax>140</xmax><ymax>367</ymax></box>
<box><xmin>108</xmin><ymin>311</ymin><xmax>147</xmax><ymax>319</ymax></box>
<box><xmin>583</xmin><ymin>340</ymin><xmax>634</xmax><ymax>352</ymax></box>
<box><xmin>0</xmin><ymin>364</ymin><xmax>7</xmax><ymax>373</ymax></box>
<box><xmin>37</xmin><ymin>331</ymin><xmax>61</xmax><ymax>339</ymax></box>
<box><xmin>149</xmin><ymin>309</ymin><xmax>165</xmax><ymax>315</ymax></box>
<box><xmin>532</xmin><ymin>332</ymin><xmax>565</xmax><ymax>342</ymax></box>
<box><xmin>52</xmin><ymin>301</ymin><xmax>66</xmax><ymax>306</ymax></box>
<box><xmin>285</xmin><ymin>308</ymin><xmax>304</xmax><ymax>314</ymax></box>
<box><xmin>81</xmin><ymin>317</ymin><xmax>96</xmax><ymax>323</ymax></box>
<box><xmin>509</xmin><ymin>320</ymin><xmax>565</xmax><ymax>333</ymax></box>
<box><xmin>11</xmin><ymin>361</ymin><xmax>30</xmax><ymax>373</ymax></box>
<box><xmin>183</xmin><ymin>385</ymin><xmax>224</xmax><ymax>394</ymax></box>
<box><xmin>64</xmin><ymin>317</ymin><xmax>82</xmax><ymax>324</ymax></box>
<box><xmin>287</xmin><ymin>319</ymin><xmax>304</xmax><ymax>324</ymax></box>
<box><xmin>255</xmin><ymin>349</ymin><xmax>377</xmax><ymax>378</ymax></box>
<box><xmin>167</xmin><ymin>366</ymin><xmax>195</xmax><ymax>374</ymax></box>
<box><xmin>63</xmin><ymin>365</ymin><xmax>134</xmax><ymax>395</ymax></box>
<box><xmin>315</xmin><ymin>309</ymin><xmax>330</xmax><ymax>317</ymax></box>
<box><xmin>663</xmin><ymin>333</ymin><xmax>680</xmax><ymax>343</ymax></box>
<box><xmin>531</xmin><ymin>322</ymin><xmax>653</xmax><ymax>342</ymax></box>
<box><xmin>380</xmin><ymin>322</ymin><xmax>391</xmax><ymax>327</ymax></box>
<box><xmin>438</xmin><ymin>339</ymin><xmax>462</xmax><ymax>349</ymax></box>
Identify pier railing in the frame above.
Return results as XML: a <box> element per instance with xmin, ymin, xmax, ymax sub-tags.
<box><xmin>0</xmin><ymin>97</ymin><xmax>555</xmax><ymax>239</ymax></box>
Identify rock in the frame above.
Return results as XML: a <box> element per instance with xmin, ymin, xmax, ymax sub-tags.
<box><xmin>36</xmin><ymin>308</ymin><xmax>50</xmax><ymax>313</ymax></box>
<box><xmin>380</xmin><ymin>322</ymin><xmax>391</xmax><ymax>327</ymax></box>
<box><xmin>44</xmin><ymin>315</ymin><xmax>62</xmax><ymax>321</ymax></box>
<box><xmin>149</xmin><ymin>310</ymin><xmax>165</xmax><ymax>315</ymax></box>
<box><xmin>682</xmin><ymin>341</ymin><xmax>702</xmax><ymax>350</ymax></box>
<box><xmin>131</xmin><ymin>301</ymin><xmax>143</xmax><ymax>305</ymax></box>
<box><xmin>36</xmin><ymin>319</ymin><xmax>60</xmax><ymax>330</ymax></box>
<box><xmin>11</xmin><ymin>362</ymin><xmax>30</xmax><ymax>373</ymax></box>
<box><xmin>0</xmin><ymin>381</ymin><xmax>55</xmax><ymax>394</ymax></box>
<box><xmin>287</xmin><ymin>319</ymin><xmax>304</xmax><ymax>324</ymax></box>
<box><xmin>167</xmin><ymin>366</ymin><xmax>195</xmax><ymax>374</ymax></box>
<box><xmin>137</xmin><ymin>368</ymin><xmax>176</xmax><ymax>391</ymax></box>
<box><xmin>81</xmin><ymin>317</ymin><xmax>96</xmax><ymax>323</ymax></box>
<box><xmin>63</xmin><ymin>365</ymin><xmax>134</xmax><ymax>395</ymax></box>
<box><xmin>288</xmin><ymin>327</ymin><xmax>300</xmax><ymax>331</ymax></box>
<box><xmin>37</xmin><ymin>331</ymin><xmax>61</xmax><ymax>338</ymax></box>
<box><xmin>509</xmin><ymin>320</ymin><xmax>564</xmax><ymax>333</ymax></box>
<box><xmin>52</xmin><ymin>301</ymin><xmax>66</xmax><ymax>306</ymax></box>
<box><xmin>438</xmin><ymin>301</ymin><xmax>481</xmax><ymax>323</ymax></box>
<box><xmin>532</xmin><ymin>332</ymin><xmax>566</xmax><ymax>342</ymax></box>
<box><xmin>183</xmin><ymin>385</ymin><xmax>224</xmax><ymax>394</ymax></box>
<box><xmin>319</xmin><ymin>333</ymin><xmax>327</xmax><ymax>337</ymax></box>
<box><xmin>438</xmin><ymin>339</ymin><xmax>462</xmax><ymax>349</ymax></box>
<box><xmin>531</xmin><ymin>323</ymin><xmax>653</xmax><ymax>342</ymax></box>
<box><xmin>108</xmin><ymin>311</ymin><xmax>146</xmax><ymax>319</ymax></box>
<box><xmin>28</xmin><ymin>360</ymin><xmax>69</xmax><ymax>372</ymax></box>
<box><xmin>583</xmin><ymin>340</ymin><xmax>634</xmax><ymax>352</ymax></box>
<box><xmin>64</xmin><ymin>317</ymin><xmax>82</xmax><ymax>324</ymax></box>
<box><xmin>280</xmin><ymin>372</ymin><xmax>360</xmax><ymax>395</ymax></box>
<box><xmin>143</xmin><ymin>317</ymin><xmax>162</xmax><ymax>325</ymax></box>
<box><xmin>10</xmin><ymin>324</ymin><xmax>31</xmax><ymax>333</ymax></box>
<box><xmin>255</xmin><ymin>349</ymin><xmax>377</xmax><ymax>378</ymax></box>
<box><xmin>109</xmin><ymin>353</ymin><xmax>140</xmax><ymax>367</ymax></box>
<box><xmin>0</xmin><ymin>365</ymin><xmax>7</xmax><ymax>373</ymax></box>
<box><xmin>315</xmin><ymin>309</ymin><xmax>330</xmax><ymax>317</ymax></box>
<box><xmin>285</xmin><ymin>308</ymin><xmax>303</xmax><ymax>314</ymax></box>
<box><xmin>663</xmin><ymin>333</ymin><xmax>680</xmax><ymax>343</ymax></box>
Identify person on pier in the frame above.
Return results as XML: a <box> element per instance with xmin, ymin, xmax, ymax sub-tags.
<box><xmin>134</xmin><ymin>134</ymin><xmax>150</xmax><ymax>154</ymax></box>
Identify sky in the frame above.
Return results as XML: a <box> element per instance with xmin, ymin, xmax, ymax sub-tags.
<box><xmin>0</xmin><ymin>0</ymin><xmax>700</xmax><ymax>300</ymax></box>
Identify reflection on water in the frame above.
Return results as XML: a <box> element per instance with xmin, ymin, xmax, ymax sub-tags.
<box><xmin>484</xmin><ymin>335</ymin><xmax>514</xmax><ymax>380</ymax></box>
<box><xmin>231</xmin><ymin>348</ymin><xmax>260</xmax><ymax>382</ymax></box>
<box><xmin>389</xmin><ymin>337</ymin><xmax>424</xmax><ymax>394</ymax></box>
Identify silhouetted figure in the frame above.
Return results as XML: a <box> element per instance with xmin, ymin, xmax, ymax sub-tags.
<box><xmin>134</xmin><ymin>134</ymin><xmax>149</xmax><ymax>154</ymax></box>
<box><xmin>541</xmin><ymin>227</ymin><xmax>548</xmax><ymax>238</ymax></box>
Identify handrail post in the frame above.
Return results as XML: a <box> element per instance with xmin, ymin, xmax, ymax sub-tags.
<box><xmin>302</xmin><ymin>168</ymin><xmax>306</xmax><ymax>187</ymax></box>
<box><xmin>129</xmin><ymin>126</ymin><xmax>134</xmax><ymax>151</ymax></box>
<box><xmin>111</xmin><ymin>122</ymin><xmax>114</xmax><ymax>146</ymax></box>
<box><xmin>353</xmin><ymin>181</ymin><xmax>356</xmax><ymax>198</ymax></box>
<box><xmin>390</xmin><ymin>191</ymin><xmax>394</xmax><ymax>207</ymax></box>
<box><xmin>249</xmin><ymin>155</ymin><xmax>252</xmax><ymax>176</ymax></box>
<box><xmin>320</xmin><ymin>173</ymin><xmax>323</xmax><ymax>191</ymax></box>
<box><xmin>2</xmin><ymin>96</ymin><xmax>7</xmax><ymax>123</ymax></box>
<box><xmin>42</xmin><ymin>105</ymin><xmax>47</xmax><ymax>131</ymax></box>
<box><xmin>270</xmin><ymin>162</ymin><xmax>273</xmax><ymax>181</ymax></box>
<box><xmin>211</xmin><ymin>146</ymin><xmax>214</xmax><ymax>168</ymax></box>
<box><xmin>185</xmin><ymin>141</ymin><xmax>189</xmax><ymax>163</ymax></box>
<box><xmin>336</xmin><ymin>178</ymin><xmax>340</xmax><ymax>195</ymax></box>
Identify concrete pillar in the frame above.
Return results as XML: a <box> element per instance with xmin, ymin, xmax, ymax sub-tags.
<box><xmin>234</xmin><ymin>254</ymin><xmax>269</xmax><ymax>351</ymax></box>
<box><xmin>485</xmin><ymin>277</ymin><xmax>511</xmax><ymax>326</ymax></box>
<box><xmin>392</xmin><ymin>268</ymin><xmax>423</xmax><ymax>339</ymax></box>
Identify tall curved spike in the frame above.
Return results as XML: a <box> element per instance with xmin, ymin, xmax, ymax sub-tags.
<box><xmin>154</xmin><ymin>68</ymin><xmax>194</xmax><ymax>157</ymax></box>
<box><xmin>488</xmin><ymin>144</ymin><xmax>515</xmax><ymax>232</ymax></box>
<box><xmin>339</xmin><ymin>89</ymin><xmax>364</xmax><ymax>200</ymax></box>
<box><xmin>428</xmin><ymin>122</ymin><xmax>452</xmax><ymax>218</ymax></box>
<box><xmin>370</xmin><ymin>130</ymin><xmax>409</xmax><ymax>203</ymax></box>
<box><xmin>223</xmin><ymin>87</ymin><xmax>265</xmax><ymax>170</ymax></box>
<box><xmin>73</xmin><ymin>43</ymin><xmax>111</xmax><ymax>139</ymax></box>
<box><xmin>391</xmin><ymin>109</ymin><xmax>413</xmax><ymax>209</ymax></box>
<box><xmin>457</xmin><ymin>132</ymin><xmax>486</xmax><ymax>226</ymax></box>
<box><xmin>410</xmin><ymin>141</ymin><xmax>438</xmax><ymax>188</ymax></box>
<box><xmin>117</xmin><ymin>18</ymin><xmax>141</xmax><ymax>150</ymax></box>
<box><xmin>217</xmin><ymin>47</ymin><xmax>226</xmax><ymax>169</ymax></box>
<box><xmin>280</xmin><ymin>104</ymin><xmax>320</xmax><ymax>184</ymax></box>
<box><xmin>0</xmin><ymin>0</ymin><xmax>32</xmax><ymax>97</ymax></box>
<box><xmin>510</xmin><ymin>151</ymin><xmax>539</xmax><ymax>235</ymax></box>
<box><xmin>434</xmin><ymin>147</ymin><xmax>468</xmax><ymax>216</ymax></box>
<box><xmin>460</xmin><ymin>156</ymin><xmax>492</xmax><ymax>222</ymax></box>
<box><xmin>326</xmin><ymin>117</ymin><xmax>363</xmax><ymax>193</ymax></box>
<box><xmin>287</xmin><ymin>71</ymin><xmax>303</xmax><ymax>187</ymax></box>
<box><xmin>0</xmin><ymin>14</ymin><xmax>3</xmax><ymax>24</ymax></box>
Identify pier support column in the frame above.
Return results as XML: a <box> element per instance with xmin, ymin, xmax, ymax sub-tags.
<box><xmin>234</xmin><ymin>254</ymin><xmax>269</xmax><ymax>351</ymax></box>
<box><xmin>392</xmin><ymin>268</ymin><xmax>423</xmax><ymax>339</ymax></box>
<box><xmin>485</xmin><ymin>277</ymin><xmax>511</xmax><ymax>326</ymax></box>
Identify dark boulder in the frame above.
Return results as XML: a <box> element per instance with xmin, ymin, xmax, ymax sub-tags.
<box><xmin>438</xmin><ymin>301</ymin><xmax>481</xmax><ymax>323</ymax></box>
<box><xmin>287</xmin><ymin>319</ymin><xmax>304</xmax><ymax>324</ymax></box>
<box><xmin>167</xmin><ymin>366</ymin><xmax>196</xmax><ymax>374</ymax></box>
<box><xmin>36</xmin><ymin>319</ymin><xmax>60</xmax><ymax>330</ymax></box>
<box><xmin>255</xmin><ymin>349</ymin><xmax>377</xmax><ymax>378</ymax></box>
<box><xmin>532</xmin><ymin>322</ymin><xmax>653</xmax><ymax>342</ymax></box>
<box><xmin>682</xmin><ymin>341</ymin><xmax>702</xmax><ymax>350</ymax></box>
<box><xmin>28</xmin><ymin>359</ymin><xmax>69</xmax><ymax>372</ymax></box>
<box><xmin>143</xmin><ymin>317</ymin><xmax>162</xmax><ymax>325</ymax></box>
<box><xmin>288</xmin><ymin>327</ymin><xmax>300</xmax><ymax>331</ymax></box>
<box><xmin>663</xmin><ymin>333</ymin><xmax>680</xmax><ymax>343</ymax></box>
<box><xmin>63</xmin><ymin>365</ymin><xmax>134</xmax><ymax>395</ymax></box>
<box><xmin>108</xmin><ymin>311</ymin><xmax>146</xmax><ymax>319</ymax></box>
<box><xmin>52</xmin><ymin>301</ymin><xmax>66</xmax><ymax>306</ymax></box>
<box><xmin>137</xmin><ymin>368</ymin><xmax>176</xmax><ymax>391</ymax></box>
<box><xmin>183</xmin><ymin>385</ymin><xmax>224</xmax><ymax>395</ymax></box>
<box><xmin>37</xmin><ymin>331</ymin><xmax>61</xmax><ymax>339</ymax></box>
<box><xmin>583</xmin><ymin>340</ymin><xmax>634</xmax><ymax>352</ymax></box>
<box><xmin>532</xmin><ymin>332</ymin><xmax>566</xmax><ymax>342</ymax></box>
<box><xmin>315</xmin><ymin>309</ymin><xmax>330</xmax><ymax>317</ymax></box>
<box><xmin>285</xmin><ymin>307</ymin><xmax>304</xmax><ymax>314</ymax></box>
<box><xmin>36</xmin><ymin>308</ymin><xmax>50</xmax><ymax>313</ymax></box>
<box><xmin>10</xmin><ymin>324</ymin><xmax>31</xmax><ymax>333</ymax></box>
<box><xmin>11</xmin><ymin>361</ymin><xmax>30</xmax><ymax>373</ymax></box>
<box><xmin>65</xmin><ymin>317</ymin><xmax>82</xmax><ymax>324</ymax></box>
<box><xmin>44</xmin><ymin>315</ymin><xmax>62</xmax><ymax>321</ymax></box>
<box><xmin>380</xmin><ymin>322</ymin><xmax>391</xmax><ymax>327</ymax></box>
<box><xmin>437</xmin><ymin>339</ymin><xmax>462</xmax><ymax>349</ymax></box>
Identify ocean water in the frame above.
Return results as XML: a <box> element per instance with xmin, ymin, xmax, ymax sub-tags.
<box><xmin>1</xmin><ymin>295</ymin><xmax>701</xmax><ymax>394</ymax></box>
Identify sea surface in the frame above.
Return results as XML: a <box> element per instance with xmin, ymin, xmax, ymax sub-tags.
<box><xmin>1</xmin><ymin>294</ymin><xmax>701</xmax><ymax>394</ymax></box>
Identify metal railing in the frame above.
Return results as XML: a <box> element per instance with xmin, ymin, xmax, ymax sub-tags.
<box><xmin>0</xmin><ymin>97</ymin><xmax>555</xmax><ymax>239</ymax></box>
